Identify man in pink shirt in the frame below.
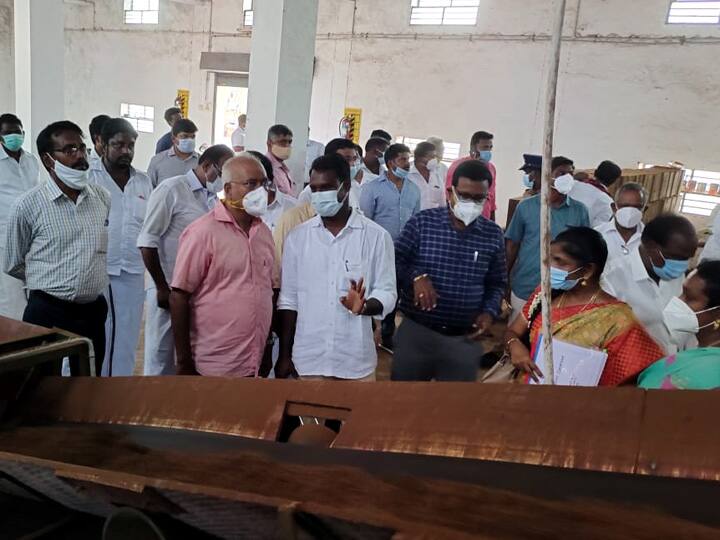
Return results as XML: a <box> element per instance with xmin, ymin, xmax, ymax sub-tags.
<box><xmin>170</xmin><ymin>154</ymin><xmax>275</xmax><ymax>377</ymax></box>
<box><xmin>265</xmin><ymin>124</ymin><xmax>295</xmax><ymax>196</ymax></box>
<box><xmin>445</xmin><ymin>131</ymin><xmax>496</xmax><ymax>221</ymax></box>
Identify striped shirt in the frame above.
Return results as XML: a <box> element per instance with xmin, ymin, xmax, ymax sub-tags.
<box><xmin>395</xmin><ymin>207</ymin><xmax>507</xmax><ymax>329</ymax></box>
<box><xmin>3</xmin><ymin>179</ymin><xmax>111</xmax><ymax>303</ymax></box>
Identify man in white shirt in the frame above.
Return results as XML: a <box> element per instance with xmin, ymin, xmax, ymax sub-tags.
<box><xmin>231</xmin><ymin>114</ymin><xmax>246</xmax><ymax>152</ymax></box>
<box><xmin>359</xmin><ymin>137</ymin><xmax>389</xmax><ymax>184</ymax></box>
<box><xmin>565</xmin><ymin>159</ymin><xmax>620</xmax><ymax>227</ymax></box>
<box><xmin>426</xmin><ymin>136</ymin><xmax>449</xmax><ymax>184</ymax></box>
<box><xmin>88</xmin><ymin>115</ymin><xmax>110</xmax><ymax>167</ymax></box>
<box><xmin>304</xmin><ymin>135</ymin><xmax>325</xmax><ymax>184</ymax></box>
<box><xmin>0</xmin><ymin>114</ymin><xmax>40</xmax><ymax>319</ymax></box>
<box><xmin>602</xmin><ymin>214</ymin><xmax>698</xmax><ymax>354</ymax></box>
<box><xmin>246</xmin><ymin>150</ymin><xmax>297</xmax><ymax>233</ymax></box>
<box><xmin>137</xmin><ymin>145</ymin><xmax>234</xmax><ymax>375</ymax></box>
<box><xmin>147</xmin><ymin>119</ymin><xmax>199</xmax><ymax>187</ymax></box>
<box><xmin>297</xmin><ymin>138</ymin><xmax>364</xmax><ymax>212</ymax></box>
<box><xmin>89</xmin><ymin>118</ymin><xmax>153</xmax><ymax>376</ymax></box>
<box><xmin>408</xmin><ymin>141</ymin><xmax>446</xmax><ymax>210</ymax></box>
<box><xmin>276</xmin><ymin>154</ymin><xmax>397</xmax><ymax>380</ymax></box>
<box><xmin>700</xmin><ymin>204</ymin><xmax>720</xmax><ymax>262</ymax></box>
<box><xmin>595</xmin><ymin>182</ymin><xmax>647</xmax><ymax>261</ymax></box>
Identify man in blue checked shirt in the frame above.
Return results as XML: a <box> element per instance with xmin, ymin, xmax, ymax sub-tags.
<box><xmin>392</xmin><ymin>160</ymin><xmax>507</xmax><ymax>381</ymax></box>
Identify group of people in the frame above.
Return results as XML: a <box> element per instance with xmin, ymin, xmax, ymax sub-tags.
<box><xmin>0</xmin><ymin>107</ymin><xmax>718</xmax><ymax>389</ymax></box>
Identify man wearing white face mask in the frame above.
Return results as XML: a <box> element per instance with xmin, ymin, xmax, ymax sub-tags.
<box><xmin>565</xmin><ymin>160</ymin><xmax>619</xmax><ymax>227</ymax></box>
<box><xmin>276</xmin><ymin>154</ymin><xmax>396</xmax><ymax>380</ymax></box>
<box><xmin>392</xmin><ymin>160</ymin><xmax>507</xmax><ymax>381</ymax></box>
<box><xmin>170</xmin><ymin>154</ymin><xmax>275</xmax><ymax>377</ymax></box>
<box><xmin>3</xmin><ymin>121</ymin><xmax>111</xmax><ymax>375</ymax></box>
<box><xmin>137</xmin><ymin>144</ymin><xmax>234</xmax><ymax>375</ymax></box>
<box><xmin>505</xmin><ymin>156</ymin><xmax>590</xmax><ymax>324</ymax></box>
<box><xmin>595</xmin><ymin>183</ymin><xmax>647</xmax><ymax>261</ymax></box>
<box><xmin>266</xmin><ymin>124</ymin><xmax>295</xmax><ymax>196</ymax></box>
<box><xmin>408</xmin><ymin>141</ymin><xmax>446</xmax><ymax>210</ymax></box>
<box><xmin>147</xmin><ymin>119</ymin><xmax>199</xmax><ymax>187</ymax></box>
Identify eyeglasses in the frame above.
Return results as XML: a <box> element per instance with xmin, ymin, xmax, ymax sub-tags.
<box><xmin>228</xmin><ymin>178</ymin><xmax>268</xmax><ymax>190</ymax></box>
<box><xmin>52</xmin><ymin>144</ymin><xmax>87</xmax><ymax>157</ymax></box>
<box><xmin>453</xmin><ymin>187</ymin><xmax>488</xmax><ymax>204</ymax></box>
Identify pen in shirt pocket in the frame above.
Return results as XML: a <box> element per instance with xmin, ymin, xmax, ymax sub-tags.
<box><xmin>473</xmin><ymin>251</ymin><xmax>478</xmax><ymax>263</ymax></box>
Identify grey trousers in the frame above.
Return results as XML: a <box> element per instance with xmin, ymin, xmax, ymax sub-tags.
<box><xmin>391</xmin><ymin>317</ymin><xmax>483</xmax><ymax>382</ymax></box>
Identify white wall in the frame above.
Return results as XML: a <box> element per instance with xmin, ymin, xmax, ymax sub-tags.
<box><xmin>0</xmin><ymin>0</ymin><xmax>14</xmax><ymax>111</ymax></box>
<box><xmin>1</xmin><ymin>0</ymin><xmax>719</xmax><ymax>222</ymax></box>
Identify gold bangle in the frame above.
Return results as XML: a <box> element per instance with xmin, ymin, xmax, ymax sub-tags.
<box><xmin>413</xmin><ymin>273</ymin><xmax>428</xmax><ymax>283</ymax></box>
<box><xmin>505</xmin><ymin>337</ymin><xmax>520</xmax><ymax>350</ymax></box>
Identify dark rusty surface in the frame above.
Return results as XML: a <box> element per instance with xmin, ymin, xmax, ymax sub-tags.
<box><xmin>17</xmin><ymin>377</ymin><xmax>647</xmax><ymax>474</ymax></box>
<box><xmin>1</xmin><ymin>423</ymin><xmax>720</xmax><ymax>539</ymax></box>
<box><xmin>0</xmin><ymin>315</ymin><xmax>56</xmax><ymax>347</ymax></box>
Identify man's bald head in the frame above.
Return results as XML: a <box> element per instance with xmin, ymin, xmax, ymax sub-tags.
<box><xmin>221</xmin><ymin>154</ymin><xmax>269</xmax><ymax>215</ymax></box>
<box><xmin>221</xmin><ymin>154</ymin><xmax>266</xmax><ymax>187</ymax></box>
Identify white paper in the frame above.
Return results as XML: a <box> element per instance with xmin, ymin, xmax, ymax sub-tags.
<box><xmin>529</xmin><ymin>335</ymin><xmax>608</xmax><ymax>387</ymax></box>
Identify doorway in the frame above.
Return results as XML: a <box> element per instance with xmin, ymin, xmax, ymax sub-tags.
<box><xmin>212</xmin><ymin>74</ymin><xmax>249</xmax><ymax>148</ymax></box>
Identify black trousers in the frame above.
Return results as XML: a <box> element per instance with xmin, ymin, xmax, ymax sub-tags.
<box><xmin>23</xmin><ymin>290</ymin><xmax>108</xmax><ymax>376</ymax></box>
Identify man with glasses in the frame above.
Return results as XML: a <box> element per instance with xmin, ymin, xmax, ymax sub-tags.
<box><xmin>602</xmin><ymin>213</ymin><xmax>698</xmax><ymax>354</ymax></box>
<box><xmin>392</xmin><ymin>160</ymin><xmax>507</xmax><ymax>382</ymax></box>
<box><xmin>170</xmin><ymin>154</ymin><xmax>275</xmax><ymax>377</ymax></box>
<box><xmin>3</xmin><ymin>121</ymin><xmax>110</xmax><ymax>375</ymax></box>
<box><xmin>137</xmin><ymin>144</ymin><xmax>233</xmax><ymax>375</ymax></box>
<box><xmin>88</xmin><ymin>118</ymin><xmax>152</xmax><ymax>377</ymax></box>
<box><xmin>0</xmin><ymin>113</ymin><xmax>40</xmax><ymax>320</ymax></box>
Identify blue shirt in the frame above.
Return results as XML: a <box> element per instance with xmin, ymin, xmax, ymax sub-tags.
<box><xmin>359</xmin><ymin>173</ymin><xmax>421</xmax><ymax>240</ymax></box>
<box><xmin>395</xmin><ymin>207</ymin><xmax>507</xmax><ymax>329</ymax></box>
<box><xmin>505</xmin><ymin>195</ymin><xmax>590</xmax><ymax>299</ymax></box>
<box><xmin>155</xmin><ymin>131</ymin><xmax>173</xmax><ymax>155</ymax></box>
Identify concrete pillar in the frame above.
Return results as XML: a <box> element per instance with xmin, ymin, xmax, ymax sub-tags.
<box><xmin>14</xmin><ymin>0</ymin><xmax>65</xmax><ymax>152</ymax></box>
<box><xmin>245</xmin><ymin>0</ymin><xmax>319</xmax><ymax>193</ymax></box>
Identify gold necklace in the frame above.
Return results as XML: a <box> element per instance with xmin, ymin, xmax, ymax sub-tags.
<box><xmin>556</xmin><ymin>288</ymin><xmax>601</xmax><ymax>313</ymax></box>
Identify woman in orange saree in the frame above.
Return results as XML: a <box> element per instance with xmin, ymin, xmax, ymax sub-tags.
<box><xmin>504</xmin><ymin>227</ymin><xmax>664</xmax><ymax>386</ymax></box>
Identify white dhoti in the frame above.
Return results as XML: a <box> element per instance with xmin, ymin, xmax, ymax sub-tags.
<box><xmin>0</xmin><ymin>245</ymin><xmax>27</xmax><ymax>320</ymax></box>
<box><xmin>102</xmin><ymin>271</ymin><xmax>145</xmax><ymax>376</ymax></box>
<box><xmin>143</xmin><ymin>285</ymin><xmax>176</xmax><ymax>375</ymax></box>
<box><xmin>509</xmin><ymin>292</ymin><xmax>528</xmax><ymax>326</ymax></box>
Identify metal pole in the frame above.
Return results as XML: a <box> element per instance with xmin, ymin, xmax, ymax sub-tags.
<box><xmin>540</xmin><ymin>0</ymin><xmax>567</xmax><ymax>384</ymax></box>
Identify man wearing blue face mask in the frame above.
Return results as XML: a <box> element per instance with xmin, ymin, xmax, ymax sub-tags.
<box><xmin>3</xmin><ymin>121</ymin><xmax>111</xmax><ymax>375</ymax></box>
<box><xmin>360</xmin><ymin>143</ymin><xmax>420</xmax><ymax>349</ymax></box>
<box><xmin>602</xmin><ymin>213</ymin><xmax>698</xmax><ymax>354</ymax></box>
<box><xmin>276</xmin><ymin>154</ymin><xmax>396</xmax><ymax>380</ymax></box>
<box><xmin>147</xmin><ymin>119</ymin><xmax>199</xmax><ymax>187</ymax></box>
<box><xmin>0</xmin><ymin>113</ymin><xmax>40</xmax><ymax>319</ymax></box>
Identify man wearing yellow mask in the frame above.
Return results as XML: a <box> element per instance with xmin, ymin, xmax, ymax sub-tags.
<box><xmin>265</xmin><ymin>124</ymin><xmax>295</xmax><ymax>196</ymax></box>
<box><xmin>170</xmin><ymin>154</ymin><xmax>275</xmax><ymax>377</ymax></box>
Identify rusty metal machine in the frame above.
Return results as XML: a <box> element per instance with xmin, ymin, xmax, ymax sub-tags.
<box><xmin>1</xmin><ymin>316</ymin><xmax>720</xmax><ymax>539</ymax></box>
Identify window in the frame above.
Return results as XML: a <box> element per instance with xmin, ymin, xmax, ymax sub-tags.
<box><xmin>120</xmin><ymin>103</ymin><xmax>155</xmax><ymax>133</ymax></box>
<box><xmin>124</xmin><ymin>0</ymin><xmax>159</xmax><ymax>24</ymax></box>
<box><xmin>396</xmin><ymin>135</ymin><xmax>461</xmax><ymax>165</ymax></box>
<box><xmin>681</xmin><ymin>169</ymin><xmax>720</xmax><ymax>215</ymax></box>
<box><xmin>667</xmin><ymin>1</ymin><xmax>720</xmax><ymax>24</ymax></box>
<box><xmin>243</xmin><ymin>0</ymin><xmax>254</xmax><ymax>26</ymax></box>
<box><xmin>410</xmin><ymin>0</ymin><xmax>480</xmax><ymax>26</ymax></box>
